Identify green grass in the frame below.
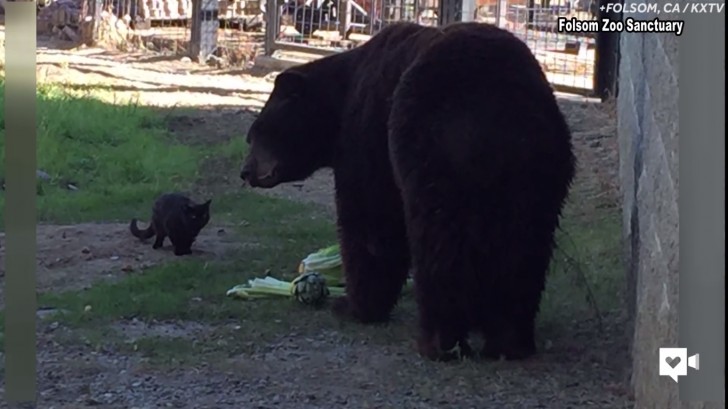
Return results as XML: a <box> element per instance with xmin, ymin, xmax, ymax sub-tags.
<box><xmin>542</xmin><ymin>212</ymin><xmax>624</xmax><ymax>328</ymax></box>
<box><xmin>0</xmin><ymin>78</ymin><xmax>205</xmax><ymax>226</ymax></box>
<box><xmin>0</xmin><ymin>80</ymin><xmax>625</xmax><ymax>363</ymax></box>
<box><xmin>39</xmin><ymin>192</ymin><xmax>336</xmax><ymax>326</ymax></box>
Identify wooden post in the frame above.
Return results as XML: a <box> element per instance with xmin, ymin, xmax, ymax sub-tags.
<box><xmin>189</xmin><ymin>0</ymin><xmax>219</xmax><ymax>63</ymax></box>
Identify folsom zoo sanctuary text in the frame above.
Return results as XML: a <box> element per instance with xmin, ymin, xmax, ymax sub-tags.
<box><xmin>557</xmin><ymin>17</ymin><xmax>685</xmax><ymax>35</ymax></box>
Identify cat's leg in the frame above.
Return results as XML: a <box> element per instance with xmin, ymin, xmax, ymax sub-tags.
<box><xmin>152</xmin><ymin>221</ymin><xmax>166</xmax><ymax>249</ymax></box>
<box><xmin>152</xmin><ymin>234</ymin><xmax>166</xmax><ymax>249</ymax></box>
<box><xmin>169</xmin><ymin>234</ymin><xmax>193</xmax><ymax>256</ymax></box>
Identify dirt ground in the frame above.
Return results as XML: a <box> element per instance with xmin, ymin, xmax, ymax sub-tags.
<box><xmin>0</xmin><ymin>27</ymin><xmax>630</xmax><ymax>408</ymax></box>
<box><xmin>0</xmin><ymin>222</ymin><xmax>243</xmax><ymax>308</ymax></box>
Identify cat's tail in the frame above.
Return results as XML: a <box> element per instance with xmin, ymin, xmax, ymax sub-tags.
<box><xmin>130</xmin><ymin>218</ymin><xmax>155</xmax><ymax>240</ymax></box>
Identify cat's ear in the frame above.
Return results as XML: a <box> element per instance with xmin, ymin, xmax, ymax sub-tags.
<box><xmin>202</xmin><ymin>199</ymin><xmax>212</xmax><ymax>209</ymax></box>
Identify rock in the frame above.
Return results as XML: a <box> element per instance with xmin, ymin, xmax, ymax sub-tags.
<box><xmin>36</xmin><ymin>169</ymin><xmax>51</xmax><ymax>181</ymax></box>
<box><xmin>37</xmin><ymin>0</ymin><xmax>84</xmax><ymax>39</ymax></box>
<box><xmin>62</xmin><ymin>25</ymin><xmax>80</xmax><ymax>42</ymax></box>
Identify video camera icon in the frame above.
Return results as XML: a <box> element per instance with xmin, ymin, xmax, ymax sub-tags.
<box><xmin>659</xmin><ymin>348</ymin><xmax>700</xmax><ymax>383</ymax></box>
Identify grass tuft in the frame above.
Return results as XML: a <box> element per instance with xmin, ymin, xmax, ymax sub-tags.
<box><xmin>0</xmin><ymin>78</ymin><xmax>202</xmax><ymax>225</ymax></box>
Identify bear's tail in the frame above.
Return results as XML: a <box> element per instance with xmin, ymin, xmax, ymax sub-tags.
<box><xmin>130</xmin><ymin>218</ymin><xmax>155</xmax><ymax>240</ymax></box>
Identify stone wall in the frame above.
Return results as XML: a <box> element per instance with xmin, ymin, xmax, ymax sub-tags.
<box><xmin>618</xmin><ymin>2</ymin><xmax>722</xmax><ymax>408</ymax></box>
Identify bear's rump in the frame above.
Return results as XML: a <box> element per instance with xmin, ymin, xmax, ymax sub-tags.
<box><xmin>387</xmin><ymin>23</ymin><xmax>571</xmax><ymax>191</ymax></box>
<box><xmin>385</xmin><ymin>24</ymin><xmax>571</xmax><ymax>321</ymax></box>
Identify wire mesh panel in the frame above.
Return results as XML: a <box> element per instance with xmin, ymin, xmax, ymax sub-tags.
<box><xmin>75</xmin><ymin>0</ymin><xmax>600</xmax><ymax>92</ymax></box>
<box><xmin>73</xmin><ymin>0</ymin><xmax>261</xmax><ymax>68</ymax></box>
<box><xmin>267</xmin><ymin>0</ymin><xmax>437</xmax><ymax>54</ymax></box>
<box><xmin>476</xmin><ymin>0</ymin><xmax>598</xmax><ymax>93</ymax></box>
<box><xmin>73</xmin><ymin>0</ymin><xmax>193</xmax><ymax>53</ymax></box>
<box><xmin>263</xmin><ymin>0</ymin><xmax>597</xmax><ymax>94</ymax></box>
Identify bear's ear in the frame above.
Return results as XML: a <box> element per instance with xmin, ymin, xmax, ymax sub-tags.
<box><xmin>274</xmin><ymin>71</ymin><xmax>307</xmax><ymax>97</ymax></box>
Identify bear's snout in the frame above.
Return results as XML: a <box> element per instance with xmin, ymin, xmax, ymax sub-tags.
<box><xmin>240</xmin><ymin>163</ymin><xmax>253</xmax><ymax>182</ymax></box>
<box><xmin>240</xmin><ymin>154</ymin><xmax>280</xmax><ymax>188</ymax></box>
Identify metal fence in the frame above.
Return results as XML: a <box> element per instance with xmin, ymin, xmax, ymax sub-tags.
<box><xmin>264</xmin><ymin>0</ymin><xmax>448</xmax><ymax>57</ymax></box>
<box><xmin>478</xmin><ymin>0</ymin><xmax>601</xmax><ymax>93</ymax></box>
<box><xmin>80</xmin><ymin>0</ymin><xmax>616</xmax><ymax>96</ymax></box>
<box><xmin>263</xmin><ymin>0</ymin><xmax>604</xmax><ymax>94</ymax></box>
<box><xmin>82</xmin><ymin>0</ymin><xmax>264</xmax><ymax>66</ymax></box>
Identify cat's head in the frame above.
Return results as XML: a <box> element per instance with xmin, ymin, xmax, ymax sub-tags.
<box><xmin>186</xmin><ymin>199</ymin><xmax>211</xmax><ymax>227</ymax></box>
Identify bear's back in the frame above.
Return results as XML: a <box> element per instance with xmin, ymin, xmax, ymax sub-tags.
<box><xmin>346</xmin><ymin>22</ymin><xmax>443</xmax><ymax>99</ymax></box>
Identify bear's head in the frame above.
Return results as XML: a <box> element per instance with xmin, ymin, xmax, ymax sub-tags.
<box><xmin>240</xmin><ymin>69</ymin><xmax>337</xmax><ymax>188</ymax></box>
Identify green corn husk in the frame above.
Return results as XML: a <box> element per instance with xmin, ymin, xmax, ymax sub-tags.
<box><xmin>298</xmin><ymin>244</ymin><xmax>418</xmax><ymax>291</ymax></box>
<box><xmin>298</xmin><ymin>244</ymin><xmax>345</xmax><ymax>287</ymax></box>
<box><xmin>227</xmin><ymin>243</ymin><xmax>417</xmax><ymax>305</ymax></box>
<box><xmin>226</xmin><ymin>276</ymin><xmax>294</xmax><ymax>300</ymax></box>
<box><xmin>226</xmin><ymin>273</ymin><xmax>345</xmax><ymax>305</ymax></box>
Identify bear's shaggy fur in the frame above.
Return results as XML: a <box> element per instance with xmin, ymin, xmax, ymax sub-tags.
<box><xmin>240</xmin><ymin>21</ymin><xmax>576</xmax><ymax>361</ymax></box>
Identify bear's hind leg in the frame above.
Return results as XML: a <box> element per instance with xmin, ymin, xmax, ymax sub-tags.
<box><xmin>481</xmin><ymin>234</ymin><xmax>552</xmax><ymax>361</ymax></box>
<box><xmin>407</xmin><ymin>217</ymin><xmax>475</xmax><ymax>361</ymax></box>
<box><xmin>414</xmin><ymin>276</ymin><xmax>474</xmax><ymax>362</ymax></box>
<box><xmin>482</xmin><ymin>305</ymin><xmax>538</xmax><ymax>361</ymax></box>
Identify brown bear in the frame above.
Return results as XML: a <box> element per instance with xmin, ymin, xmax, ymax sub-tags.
<box><xmin>240</xmin><ymin>21</ymin><xmax>576</xmax><ymax>362</ymax></box>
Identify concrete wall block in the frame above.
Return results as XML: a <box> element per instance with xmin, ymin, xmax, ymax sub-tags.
<box><xmin>632</xmin><ymin>133</ymin><xmax>681</xmax><ymax>406</ymax></box>
<box><xmin>643</xmin><ymin>34</ymin><xmax>680</xmax><ymax>183</ymax></box>
<box><xmin>617</xmin><ymin>9</ymin><xmax>681</xmax><ymax>408</ymax></box>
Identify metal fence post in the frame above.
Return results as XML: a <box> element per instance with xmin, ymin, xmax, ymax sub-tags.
<box><xmin>594</xmin><ymin>0</ymin><xmax>621</xmax><ymax>100</ymax></box>
<box><xmin>495</xmin><ymin>0</ymin><xmax>507</xmax><ymax>27</ymax></box>
<box><xmin>264</xmin><ymin>0</ymin><xmax>278</xmax><ymax>55</ymax></box>
<box><xmin>438</xmin><ymin>0</ymin><xmax>461</xmax><ymax>25</ymax></box>
<box><xmin>190</xmin><ymin>0</ymin><xmax>219</xmax><ymax>63</ymax></box>
<box><xmin>460</xmin><ymin>0</ymin><xmax>475</xmax><ymax>21</ymax></box>
<box><xmin>93</xmin><ymin>0</ymin><xmax>103</xmax><ymax>42</ymax></box>
<box><xmin>338</xmin><ymin>0</ymin><xmax>351</xmax><ymax>41</ymax></box>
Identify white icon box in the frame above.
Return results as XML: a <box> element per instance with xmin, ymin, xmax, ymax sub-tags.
<box><xmin>659</xmin><ymin>348</ymin><xmax>700</xmax><ymax>383</ymax></box>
